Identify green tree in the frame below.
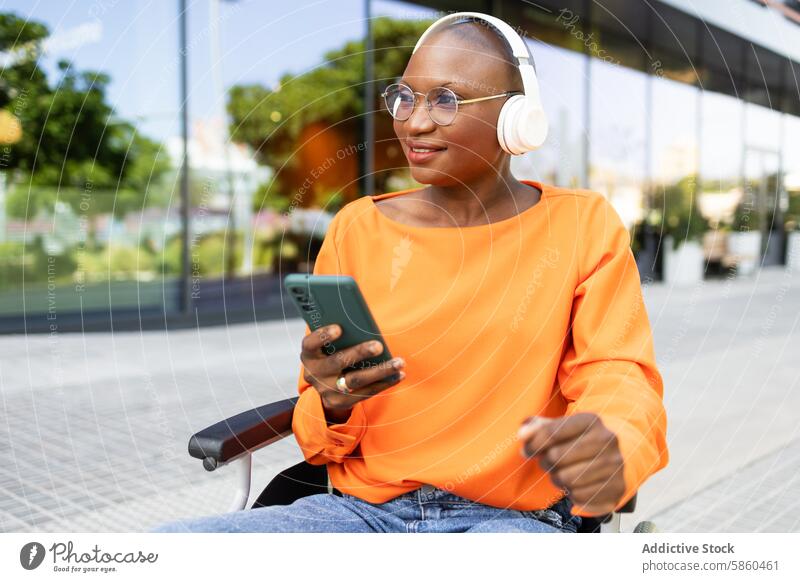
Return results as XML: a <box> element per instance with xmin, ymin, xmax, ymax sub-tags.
<box><xmin>650</xmin><ymin>174</ymin><xmax>710</xmax><ymax>250</ymax></box>
<box><xmin>1</xmin><ymin>12</ymin><xmax>171</xmax><ymax>220</ymax></box>
<box><xmin>227</xmin><ymin>17</ymin><xmax>434</xmax><ymax>169</ymax></box>
<box><xmin>786</xmin><ymin>191</ymin><xmax>800</xmax><ymax>232</ymax></box>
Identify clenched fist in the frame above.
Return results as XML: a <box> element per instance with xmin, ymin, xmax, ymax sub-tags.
<box><xmin>517</xmin><ymin>413</ymin><xmax>626</xmax><ymax>516</ymax></box>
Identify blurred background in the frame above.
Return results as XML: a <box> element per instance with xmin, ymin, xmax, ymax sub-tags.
<box><xmin>0</xmin><ymin>0</ymin><xmax>798</xmax><ymax>533</ymax></box>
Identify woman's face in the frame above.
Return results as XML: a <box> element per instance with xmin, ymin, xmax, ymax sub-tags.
<box><xmin>393</xmin><ymin>30</ymin><xmax>520</xmax><ymax>187</ymax></box>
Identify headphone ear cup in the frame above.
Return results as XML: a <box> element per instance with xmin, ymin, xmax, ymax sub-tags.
<box><xmin>497</xmin><ymin>95</ymin><xmax>524</xmax><ymax>155</ymax></box>
<box><xmin>520</xmin><ymin>105</ymin><xmax>548</xmax><ymax>151</ymax></box>
<box><xmin>496</xmin><ymin>95</ymin><xmax>548</xmax><ymax>155</ymax></box>
<box><xmin>496</xmin><ymin>98</ymin><xmax>511</xmax><ymax>155</ymax></box>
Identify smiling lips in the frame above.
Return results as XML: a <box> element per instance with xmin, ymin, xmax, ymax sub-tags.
<box><xmin>406</xmin><ymin>140</ymin><xmax>446</xmax><ymax>163</ymax></box>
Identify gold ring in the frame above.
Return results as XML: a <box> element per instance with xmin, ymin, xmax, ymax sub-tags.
<box><xmin>336</xmin><ymin>375</ymin><xmax>350</xmax><ymax>394</ymax></box>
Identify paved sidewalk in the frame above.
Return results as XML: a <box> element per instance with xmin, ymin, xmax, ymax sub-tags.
<box><xmin>0</xmin><ymin>266</ymin><xmax>797</xmax><ymax>532</ymax></box>
<box><xmin>640</xmin><ymin>266</ymin><xmax>800</xmax><ymax>532</ymax></box>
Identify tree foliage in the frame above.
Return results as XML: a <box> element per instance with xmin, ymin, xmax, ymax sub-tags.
<box><xmin>227</xmin><ymin>17</ymin><xmax>434</xmax><ymax>169</ymax></box>
<box><xmin>0</xmin><ymin>12</ymin><xmax>171</xmax><ymax>219</ymax></box>
<box><xmin>651</xmin><ymin>174</ymin><xmax>710</xmax><ymax>250</ymax></box>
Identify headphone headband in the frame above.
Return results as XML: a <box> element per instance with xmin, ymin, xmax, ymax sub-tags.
<box><xmin>413</xmin><ymin>11</ymin><xmax>529</xmax><ymax>61</ymax></box>
<box><xmin>411</xmin><ymin>11</ymin><xmax>539</xmax><ymax>103</ymax></box>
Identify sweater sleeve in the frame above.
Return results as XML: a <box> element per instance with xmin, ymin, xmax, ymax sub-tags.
<box><xmin>556</xmin><ymin>193</ymin><xmax>669</xmax><ymax>517</ymax></box>
<box><xmin>290</xmin><ymin>209</ymin><xmax>368</xmax><ymax>465</ymax></box>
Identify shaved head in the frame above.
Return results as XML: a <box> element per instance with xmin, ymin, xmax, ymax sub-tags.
<box><xmin>423</xmin><ymin>16</ymin><xmax>533</xmax><ymax>92</ymax></box>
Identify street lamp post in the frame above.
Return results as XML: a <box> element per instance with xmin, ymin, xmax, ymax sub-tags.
<box><xmin>179</xmin><ymin>0</ymin><xmax>192</xmax><ymax>315</ymax></box>
<box><xmin>361</xmin><ymin>0</ymin><xmax>375</xmax><ymax>198</ymax></box>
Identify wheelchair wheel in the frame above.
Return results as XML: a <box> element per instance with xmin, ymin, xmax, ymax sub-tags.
<box><xmin>633</xmin><ymin>520</ymin><xmax>658</xmax><ymax>533</ymax></box>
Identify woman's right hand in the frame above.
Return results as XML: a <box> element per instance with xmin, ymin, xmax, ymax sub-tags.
<box><xmin>300</xmin><ymin>323</ymin><xmax>405</xmax><ymax>422</ymax></box>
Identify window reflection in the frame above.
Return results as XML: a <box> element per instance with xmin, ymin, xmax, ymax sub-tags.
<box><xmin>588</xmin><ymin>58</ymin><xmax>647</xmax><ymax>230</ymax></box>
<box><xmin>743</xmin><ymin>103</ymin><xmax>784</xmax><ymax>265</ymax></box>
<box><xmin>0</xmin><ymin>2</ymin><xmax>181</xmax><ymax>317</ymax></box>
<box><xmin>648</xmin><ymin>77</ymin><xmax>705</xmax><ymax>255</ymax></box>
<box><xmin>216</xmin><ymin>0</ymin><xmax>365</xmax><ymax>276</ymax></box>
<box><xmin>651</xmin><ymin>78</ymin><xmax>698</xmax><ymax>188</ymax></box>
<box><xmin>745</xmin><ymin>102</ymin><xmax>782</xmax><ymax>151</ymax></box>
<box><xmin>511</xmin><ymin>39</ymin><xmax>586</xmax><ymax>190</ymax></box>
<box><xmin>784</xmin><ymin>115</ymin><xmax>800</xmax><ymax>233</ymax></box>
<box><xmin>698</xmin><ymin>91</ymin><xmax>743</xmax><ymax>227</ymax></box>
<box><xmin>2</xmin><ymin>0</ymin><xmax>798</xmax><ymax>325</ymax></box>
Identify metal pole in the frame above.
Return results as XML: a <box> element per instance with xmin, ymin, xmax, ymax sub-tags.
<box><xmin>776</xmin><ymin>57</ymin><xmax>788</xmax><ymax>265</ymax></box>
<box><xmin>179</xmin><ymin>0</ymin><xmax>192</xmax><ymax>316</ymax></box>
<box><xmin>227</xmin><ymin>453</ymin><xmax>253</xmax><ymax>512</ymax></box>
<box><xmin>362</xmin><ymin>0</ymin><xmax>375</xmax><ymax>197</ymax></box>
<box><xmin>582</xmin><ymin>0</ymin><xmax>591</xmax><ymax>189</ymax></box>
<box><xmin>210</xmin><ymin>0</ymin><xmax>239</xmax><ymax>280</ymax></box>
<box><xmin>640</xmin><ymin>9</ymin><xmax>656</xmax><ymax>281</ymax></box>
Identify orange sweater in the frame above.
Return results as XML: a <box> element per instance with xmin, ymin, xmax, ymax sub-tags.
<box><xmin>291</xmin><ymin>179</ymin><xmax>669</xmax><ymax>518</ymax></box>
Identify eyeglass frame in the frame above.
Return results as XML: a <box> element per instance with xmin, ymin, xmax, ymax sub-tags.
<box><xmin>380</xmin><ymin>82</ymin><xmax>523</xmax><ymax>126</ymax></box>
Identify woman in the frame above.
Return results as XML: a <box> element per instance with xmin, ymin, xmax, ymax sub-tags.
<box><xmin>152</xmin><ymin>13</ymin><xmax>668</xmax><ymax>534</ymax></box>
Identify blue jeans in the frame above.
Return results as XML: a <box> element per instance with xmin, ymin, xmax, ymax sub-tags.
<box><xmin>149</xmin><ymin>484</ymin><xmax>581</xmax><ymax>533</ymax></box>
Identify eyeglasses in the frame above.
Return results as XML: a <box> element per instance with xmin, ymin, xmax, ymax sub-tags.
<box><xmin>380</xmin><ymin>82</ymin><xmax>522</xmax><ymax>126</ymax></box>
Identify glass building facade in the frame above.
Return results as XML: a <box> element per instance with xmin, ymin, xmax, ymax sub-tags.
<box><xmin>1</xmin><ymin>0</ymin><xmax>798</xmax><ymax>332</ymax></box>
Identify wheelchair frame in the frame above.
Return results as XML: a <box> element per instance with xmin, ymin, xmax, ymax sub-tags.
<box><xmin>187</xmin><ymin>397</ymin><xmax>643</xmax><ymax>533</ymax></box>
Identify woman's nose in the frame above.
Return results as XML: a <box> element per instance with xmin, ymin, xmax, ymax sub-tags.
<box><xmin>404</xmin><ymin>97</ymin><xmax>436</xmax><ymax>133</ymax></box>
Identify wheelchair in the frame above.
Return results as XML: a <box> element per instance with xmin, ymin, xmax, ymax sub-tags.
<box><xmin>187</xmin><ymin>397</ymin><xmax>658</xmax><ymax>533</ymax></box>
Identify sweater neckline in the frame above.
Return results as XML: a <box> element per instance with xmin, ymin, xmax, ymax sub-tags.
<box><xmin>368</xmin><ymin>179</ymin><xmax>548</xmax><ymax>233</ymax></box>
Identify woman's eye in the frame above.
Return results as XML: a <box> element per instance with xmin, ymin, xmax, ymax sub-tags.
<box><xmin>432</xmin><ymin>91</ymin><xmax>457</xmax><ymax>105</ymax></box>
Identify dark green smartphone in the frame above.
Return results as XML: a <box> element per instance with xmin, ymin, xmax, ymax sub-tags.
<box><xmin>284</xmin><ymin>274</ymin><xmax>398</xmax><ymax>378</ymax></box>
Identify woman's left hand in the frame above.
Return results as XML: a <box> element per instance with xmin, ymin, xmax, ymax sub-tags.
<box><xmin>517</xmin><ymin>413</ymin><xmax>626</xmax><ymax>516</ymax></box>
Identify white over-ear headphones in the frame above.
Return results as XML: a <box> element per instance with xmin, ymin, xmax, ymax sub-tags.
<box><xmin>412</xmin><ymin>11</ymin><xmax>548</xmax><ymax>155</ymax></box>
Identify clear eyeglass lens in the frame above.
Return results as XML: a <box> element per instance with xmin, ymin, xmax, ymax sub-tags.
<box><xmin>384</xmin><ymin>85</ymin><xmax>415</xmax><ymax>121</ymax></box>
<box><xmin>427</xmin><ymin>87</ymin><xmax>458</xmax><ymax>125</ymax></box>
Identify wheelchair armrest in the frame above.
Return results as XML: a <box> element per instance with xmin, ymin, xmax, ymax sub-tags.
<box><xmin>188</xmin><ymin>397</ymin><xmax>298</xmax><ymax>471</ymax></box>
